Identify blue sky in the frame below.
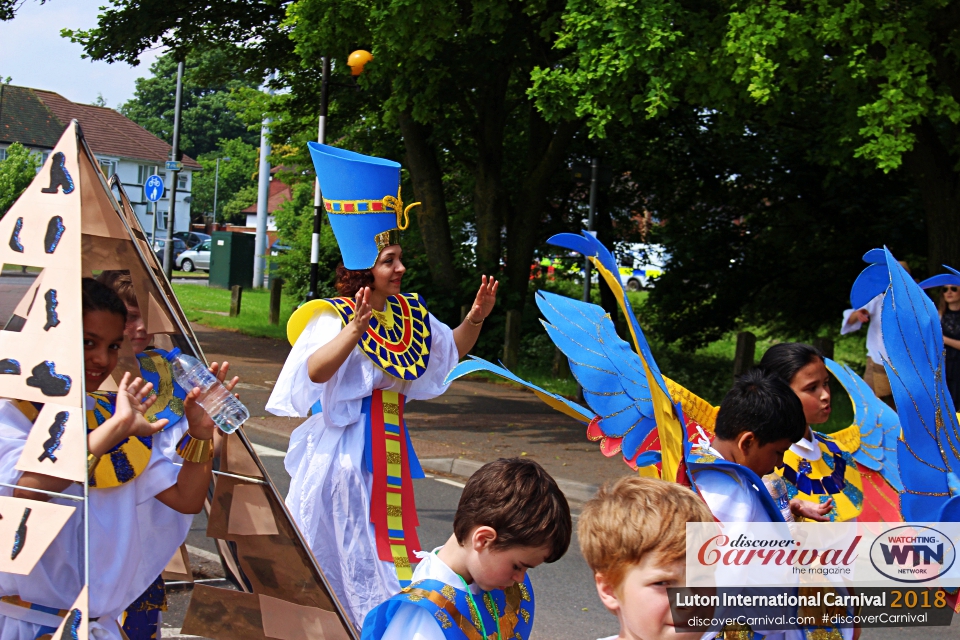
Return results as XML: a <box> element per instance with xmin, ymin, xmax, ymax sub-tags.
<box><xmin>0</xmin><ymin>0</ymin><xmax>160</xmax><ymax>107</ymax></box>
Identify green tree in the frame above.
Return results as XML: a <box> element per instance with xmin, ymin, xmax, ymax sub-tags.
<box><xmin>531</xmin><ymin>0</ymin><xmax>960</xmax><ymax>276</ymax></box>
<box><xmin>190</xmin><ymin>137</ymin><xmax>259</xmax><ymax>223</ymax></box>
<box><xmin>67</xmin><ymin>0</ymin><xmax>584</xmax><ymax>358</ymax></box>
<box><xmin>119</xmin><ymin>49</ymin><xmax>261</xmax><ymax>159</ymax></box>
<box><xmin>0</xmin><ymin>143</ymin><xmax>41</xmax><ymax>218</ymax></box>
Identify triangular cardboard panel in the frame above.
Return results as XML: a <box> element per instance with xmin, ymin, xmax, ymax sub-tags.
<box><xmin>0</xmin><ymin>125</ymin><xmax>85</xmax><ymax>408</ymax></box>
<box><xmin>15</xmin><ymin>402</ymin><xmax>87</xmax><ymax>483</ymax></box>
<box><xmin>50</xmin><ymin>585</ymin><xmax>89</xmax><ymax>640</ymax></box>
<box><xmin>161</xmin><ymin>543</ymin><xmax>194</xmax><ymax>582</ymax></box>
<box><xmin>78</xmin><ymin>149</ymin><xmax>130</xmax><ymax>241</ymax></box>
<box><xmin>0</xmin><ymin>496</ymin><xmax>76</xmax><ymax>575</ymax></box>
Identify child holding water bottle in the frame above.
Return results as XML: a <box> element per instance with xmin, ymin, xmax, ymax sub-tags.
<box><xmin>95</xmin><ymin>270</ymin><xmax>246</xmax><ymax>639</ymax></box>
<box><xmin>0</xmin><ymin>278</ymin><xmax>239</xmax><ymax>640</ymax></box>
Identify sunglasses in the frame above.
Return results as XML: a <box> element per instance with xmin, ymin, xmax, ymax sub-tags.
<box><xmin>947</xmin><ymin>286</ymin><xmax>959</xmax><ymax>292</ymax></box>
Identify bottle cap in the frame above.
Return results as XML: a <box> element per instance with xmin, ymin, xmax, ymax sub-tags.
<box><xmin>164</xmin><ymin>347</ymin><xmax>182</xmax><ymax>361</ymax></box>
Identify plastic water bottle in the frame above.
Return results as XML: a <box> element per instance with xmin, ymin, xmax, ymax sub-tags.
<box><xmin>165</xmin><ymin>348</ymin><xmax>249</xmax><ymax>433</ymax></box>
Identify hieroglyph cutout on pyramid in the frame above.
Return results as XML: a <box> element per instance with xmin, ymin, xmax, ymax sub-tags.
<box><xmin>48</xmin><ymin>586</ymin><xmax>89</xmax><ymax>640</ymax></box>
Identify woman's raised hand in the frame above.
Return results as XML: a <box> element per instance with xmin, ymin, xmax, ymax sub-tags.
<box><xmin>350</xmin><ymin>286</ymin><xmax>373</xmax><ymax>335</ymax></box>
<box><xmin>467</xmin><ymin>275</ymin><xmax>499</xmax><ymax>323</ymax></box>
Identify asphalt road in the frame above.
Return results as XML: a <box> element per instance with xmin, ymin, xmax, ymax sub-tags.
<box><xmin>161</xmin><ymin>424</ymin><xmax>959</xmax><ymax>640</ymax></box>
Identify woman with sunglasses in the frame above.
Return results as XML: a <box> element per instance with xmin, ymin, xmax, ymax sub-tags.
<box><xmin>938</xmin><ymin>284</ymin><xmax>960</xmax><ymax>406</ymax></box>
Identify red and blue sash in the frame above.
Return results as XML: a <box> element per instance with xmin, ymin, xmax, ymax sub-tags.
<box><xmin>363</xmin><ymin>390</ymin><xmax>425</xmax><ymax>586</ymax></box>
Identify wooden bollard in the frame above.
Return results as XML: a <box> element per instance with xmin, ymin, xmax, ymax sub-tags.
<box><xmin>813</xmin><ymin>337</ymin><xmax>834</xmax><ymax>360</ymax></box>
<box><xmin>502</xmin><ymin>309</ymin><xmax>522</xmax><ymax>370</ymax></box>
<box><xmin>733</xmin><ymin>331</ymin><xmax>756</xmax><ymax>378</ymax></box>
<box><xmin>269</xmin><ymin>278</ymin><xmax>283</xmax><ymax>325</ymax></box>
<box><xmin>229</xmin><ymin>285</ymin><xmax>242</xmax><ymax>317</ymax></box>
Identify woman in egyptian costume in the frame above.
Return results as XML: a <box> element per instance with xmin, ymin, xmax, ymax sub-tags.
<box><xmin>266</xmin><ymin>143</ymin><xmax>498</xmax><ymax>628</ymax></box>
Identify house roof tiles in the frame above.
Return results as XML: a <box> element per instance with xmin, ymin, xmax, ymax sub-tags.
<box><xmin>0</xmin><ymin>84</ymin><xmax>200</xmax><ymax>170</ymax></box>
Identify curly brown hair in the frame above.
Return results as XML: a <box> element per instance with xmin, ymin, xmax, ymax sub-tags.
<box><xmin>335</xmin><ymin>263</ymin><xmax>375</xmax><ymax>297</ymax></box>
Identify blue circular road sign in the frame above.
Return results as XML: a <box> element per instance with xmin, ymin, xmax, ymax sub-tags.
<box><xmin>144</xmin><ymin>175</ymin><xmax>164</xmax><ymax>203</ymax></box>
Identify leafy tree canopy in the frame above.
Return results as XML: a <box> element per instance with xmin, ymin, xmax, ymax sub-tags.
<box><xmin>119</xmin><ymin>49</ymin><xmax>261</xmax><ymax>159</ymax></box>
<box><xmin>190</xmin><ymin>137</ymin><xmax>259</xmax><ymax>224</ymax></box>
<box><xmin>531</xmin><ymin>0</ymin><xmax>960</xmax><ymax>275</ymax></box>
<box><xmin>0</xmin><ymin>143</ymin><xmax>41</xmax><ymax>218</ymax></box>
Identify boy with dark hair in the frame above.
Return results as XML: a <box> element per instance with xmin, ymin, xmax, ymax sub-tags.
<box><xmin>361</xmin><ymin>458</ymin><xmax>572</xmax><ymax>640</ymax></box>
<box><xmin>690</xmin><ymin>369</ymin><xmax>810</xmax><ymax>522</ymax></box>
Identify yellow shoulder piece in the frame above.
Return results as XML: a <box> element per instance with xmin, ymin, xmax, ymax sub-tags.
<box><xmin>663</xmin><ymin>377</ymin><xmax>718</xmax><ymax>432</ymax></box>
<box><xmin>825</xmin><ymin>425</ymin><xmax>860</xmax><ymax>454</ymax></box>
<box><xmin>286</xmin><ymin>299</ymin><xmax>342</xmax><ymax>345</ymax></box>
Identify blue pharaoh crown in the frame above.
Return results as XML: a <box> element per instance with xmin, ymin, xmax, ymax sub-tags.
<box><xmin>308</xmin><ymin>142</ymin><xmax>418</xmax><ymax>270</ymax></box>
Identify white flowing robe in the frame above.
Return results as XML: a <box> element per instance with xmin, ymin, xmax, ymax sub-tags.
<box><xmin>266</xmin><ymin>307</ymin><xmax>459</xmax><ymax>628</ymax></box>
<box><xmin>0</xmin><ymin>398</ymin><xmax>191</xmax><ymax>640</ymax></box>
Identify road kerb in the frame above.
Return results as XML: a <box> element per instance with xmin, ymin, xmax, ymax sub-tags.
<box><xmin>420</xmin><ymin>457</ymin><xmax>599</xmax><ymax>503</ymax></box>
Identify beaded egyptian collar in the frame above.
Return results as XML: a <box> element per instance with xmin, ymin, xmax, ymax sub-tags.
<box><xmin>778</xmin><ymin>434</ymin><xmax>846</xmax><ymax>496</ymax></box>
<box><xmin>324</xmin><ymin>293</ymin><xmax>432</xmax><ymax>380</ymax></box>
<box><xmin>87</xmin><ymin>391</ymin><xmax>153</xmax><ymax>488</ymax></box>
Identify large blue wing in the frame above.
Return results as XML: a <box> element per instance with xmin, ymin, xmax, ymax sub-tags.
<box><xmin>536</xmin><ymin>291</ymin><xmax>657</xmax><ymax>461</ymax></box>
<box><xmin>860</xmin><ymin>248</ymin><xmax>960</xmax><ymax>522</ymax></box>
<box><xmin>547</xmin><ymin>232</ymin><xmax>686</xmax><ymax>480</ymax></box>
<box><xmin>823</xmin><ymin>358</ymin><xmax>903</xmax><ymax>492</ymax></box>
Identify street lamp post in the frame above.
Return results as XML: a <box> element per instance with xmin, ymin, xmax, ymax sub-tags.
<box><xmin>163</xmin><ymin>60</ymin><xmax>185</xmax><ymax>281</ymax></box>
<box><xmin>212</xmin><ymin>156</ymin><xmax>230</xmax><ymax>226</ymax></box>
<box><xmin>306</xmin><ymin>50</ymin><xmax>373</xmax><ymax>301</ymax></box>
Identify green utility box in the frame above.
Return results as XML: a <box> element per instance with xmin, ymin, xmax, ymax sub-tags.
<box><xmin>209</xmin><ymin>231</ymin><xmax>255</xmax><ymax>290</ymax></box>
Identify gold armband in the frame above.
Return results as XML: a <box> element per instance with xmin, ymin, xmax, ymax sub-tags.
<box><xmin>176</xmin><ymin>433</ymin><xmax>214</xmax><ymax>464</ymax></box>
<box><xmin>87</xmin><ymin>453</ymin><xmax>100</xmax><ymax>479</ymax></box>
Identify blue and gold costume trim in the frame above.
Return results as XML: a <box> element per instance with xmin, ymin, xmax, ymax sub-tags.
<box><xmin>776</xmin><ymin>433</ymin><xmax>863</xmax><ymax>522</ymax></box>
<box><xmin>86</xmin><ymin>392</ymin><xmax>153</xmax><ymax>488</ymax></box>
<box><xmin>136</xmin><ymin>348</ymin><xmax>186</xmax><ymax>428</ymax></box>
<box><xmin>361</xmin><ymin>574</ymin><xmax>535</xmax><ymax>640</ymax></box>
<box><xmin>122</xmin><ymin>574</ymin><xmax>167</xmax><ymax>640</ymax></box>
<box><xmin>687</xmin><ymin>448</ymin><xmax>787</xmax><ymax>523</ymax></box>
<box><xmin>321</xmin><ymin>293</ymin><xmax>432</xmax><ymax>380</ymax></box>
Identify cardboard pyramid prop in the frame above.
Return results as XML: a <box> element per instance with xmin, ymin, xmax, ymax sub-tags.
<box><xmin>0</xmin><ymin>122</ymin><xmax>357</xmax><ymax>639</ymax></box>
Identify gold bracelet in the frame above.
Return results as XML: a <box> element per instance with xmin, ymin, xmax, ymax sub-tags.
<box><xmin>87</xmin><ymin>453</ymin><xmax>100</xmax><ymax>479</ymax></box>
<box><xmin>466</xmin><ymin>313</ymin><xmax>484</xmax><ymax>327</ymax></box>
<box><xmin>176</xmin><ymin>433</ymin><xmax>214</xmax><ymax>464</ymax></box>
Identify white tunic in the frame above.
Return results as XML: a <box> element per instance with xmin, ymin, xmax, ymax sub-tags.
<box><xmin>266</xmin><ymin>308</ymin><xmax>459</xmax><ymax>629</ymax></box>
<box><xmin>841</xmin><ymin>294</ymin><xmax>886</xmax><ymax>365</ymax></box>
<box><xmin>0</xmin><ymin>398</ymin><xmax>191</xmax><ymax>640</ymax></box>
<box><xmin>378</xmin><ymin>550</ymin><xmax>482</xmax><ymax>640</ymax></box>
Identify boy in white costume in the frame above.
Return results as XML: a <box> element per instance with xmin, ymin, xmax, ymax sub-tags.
<box><xmin>266</xmin><ymin>142</ymin><xmax>499</xmax><ymax>628</ymax></box>
<box><xmin>0</xmin><ymin>278</ymin><xmax>237</xmax><ymax>639</ymax></box>
<box><xmin>361</xmin><ymin>458</ymin><xmax>571</xmax><ymax>640</ymax></box>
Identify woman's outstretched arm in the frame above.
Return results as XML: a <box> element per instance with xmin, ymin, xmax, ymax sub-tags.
<box><xmin>453</xmin><ymin>276</ymin><xmax>499</xmax><ymax>358</ymax></box>
<box><xmin>307</xmin><ymin>287</ymin><xmax>374</xmax><ymax>383</ymax></box>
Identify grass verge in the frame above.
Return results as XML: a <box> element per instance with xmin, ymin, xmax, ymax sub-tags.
<box><xmin>172</xmin><ymin>283</ymin><xmax>296</xmax><ymax>341</ymax></box>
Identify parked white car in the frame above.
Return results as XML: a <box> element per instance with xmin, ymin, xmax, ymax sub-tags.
<box><xmin>176</xmin><ymin>240</ymin><xmax>211</xmax><ymax>272</ymax></box>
